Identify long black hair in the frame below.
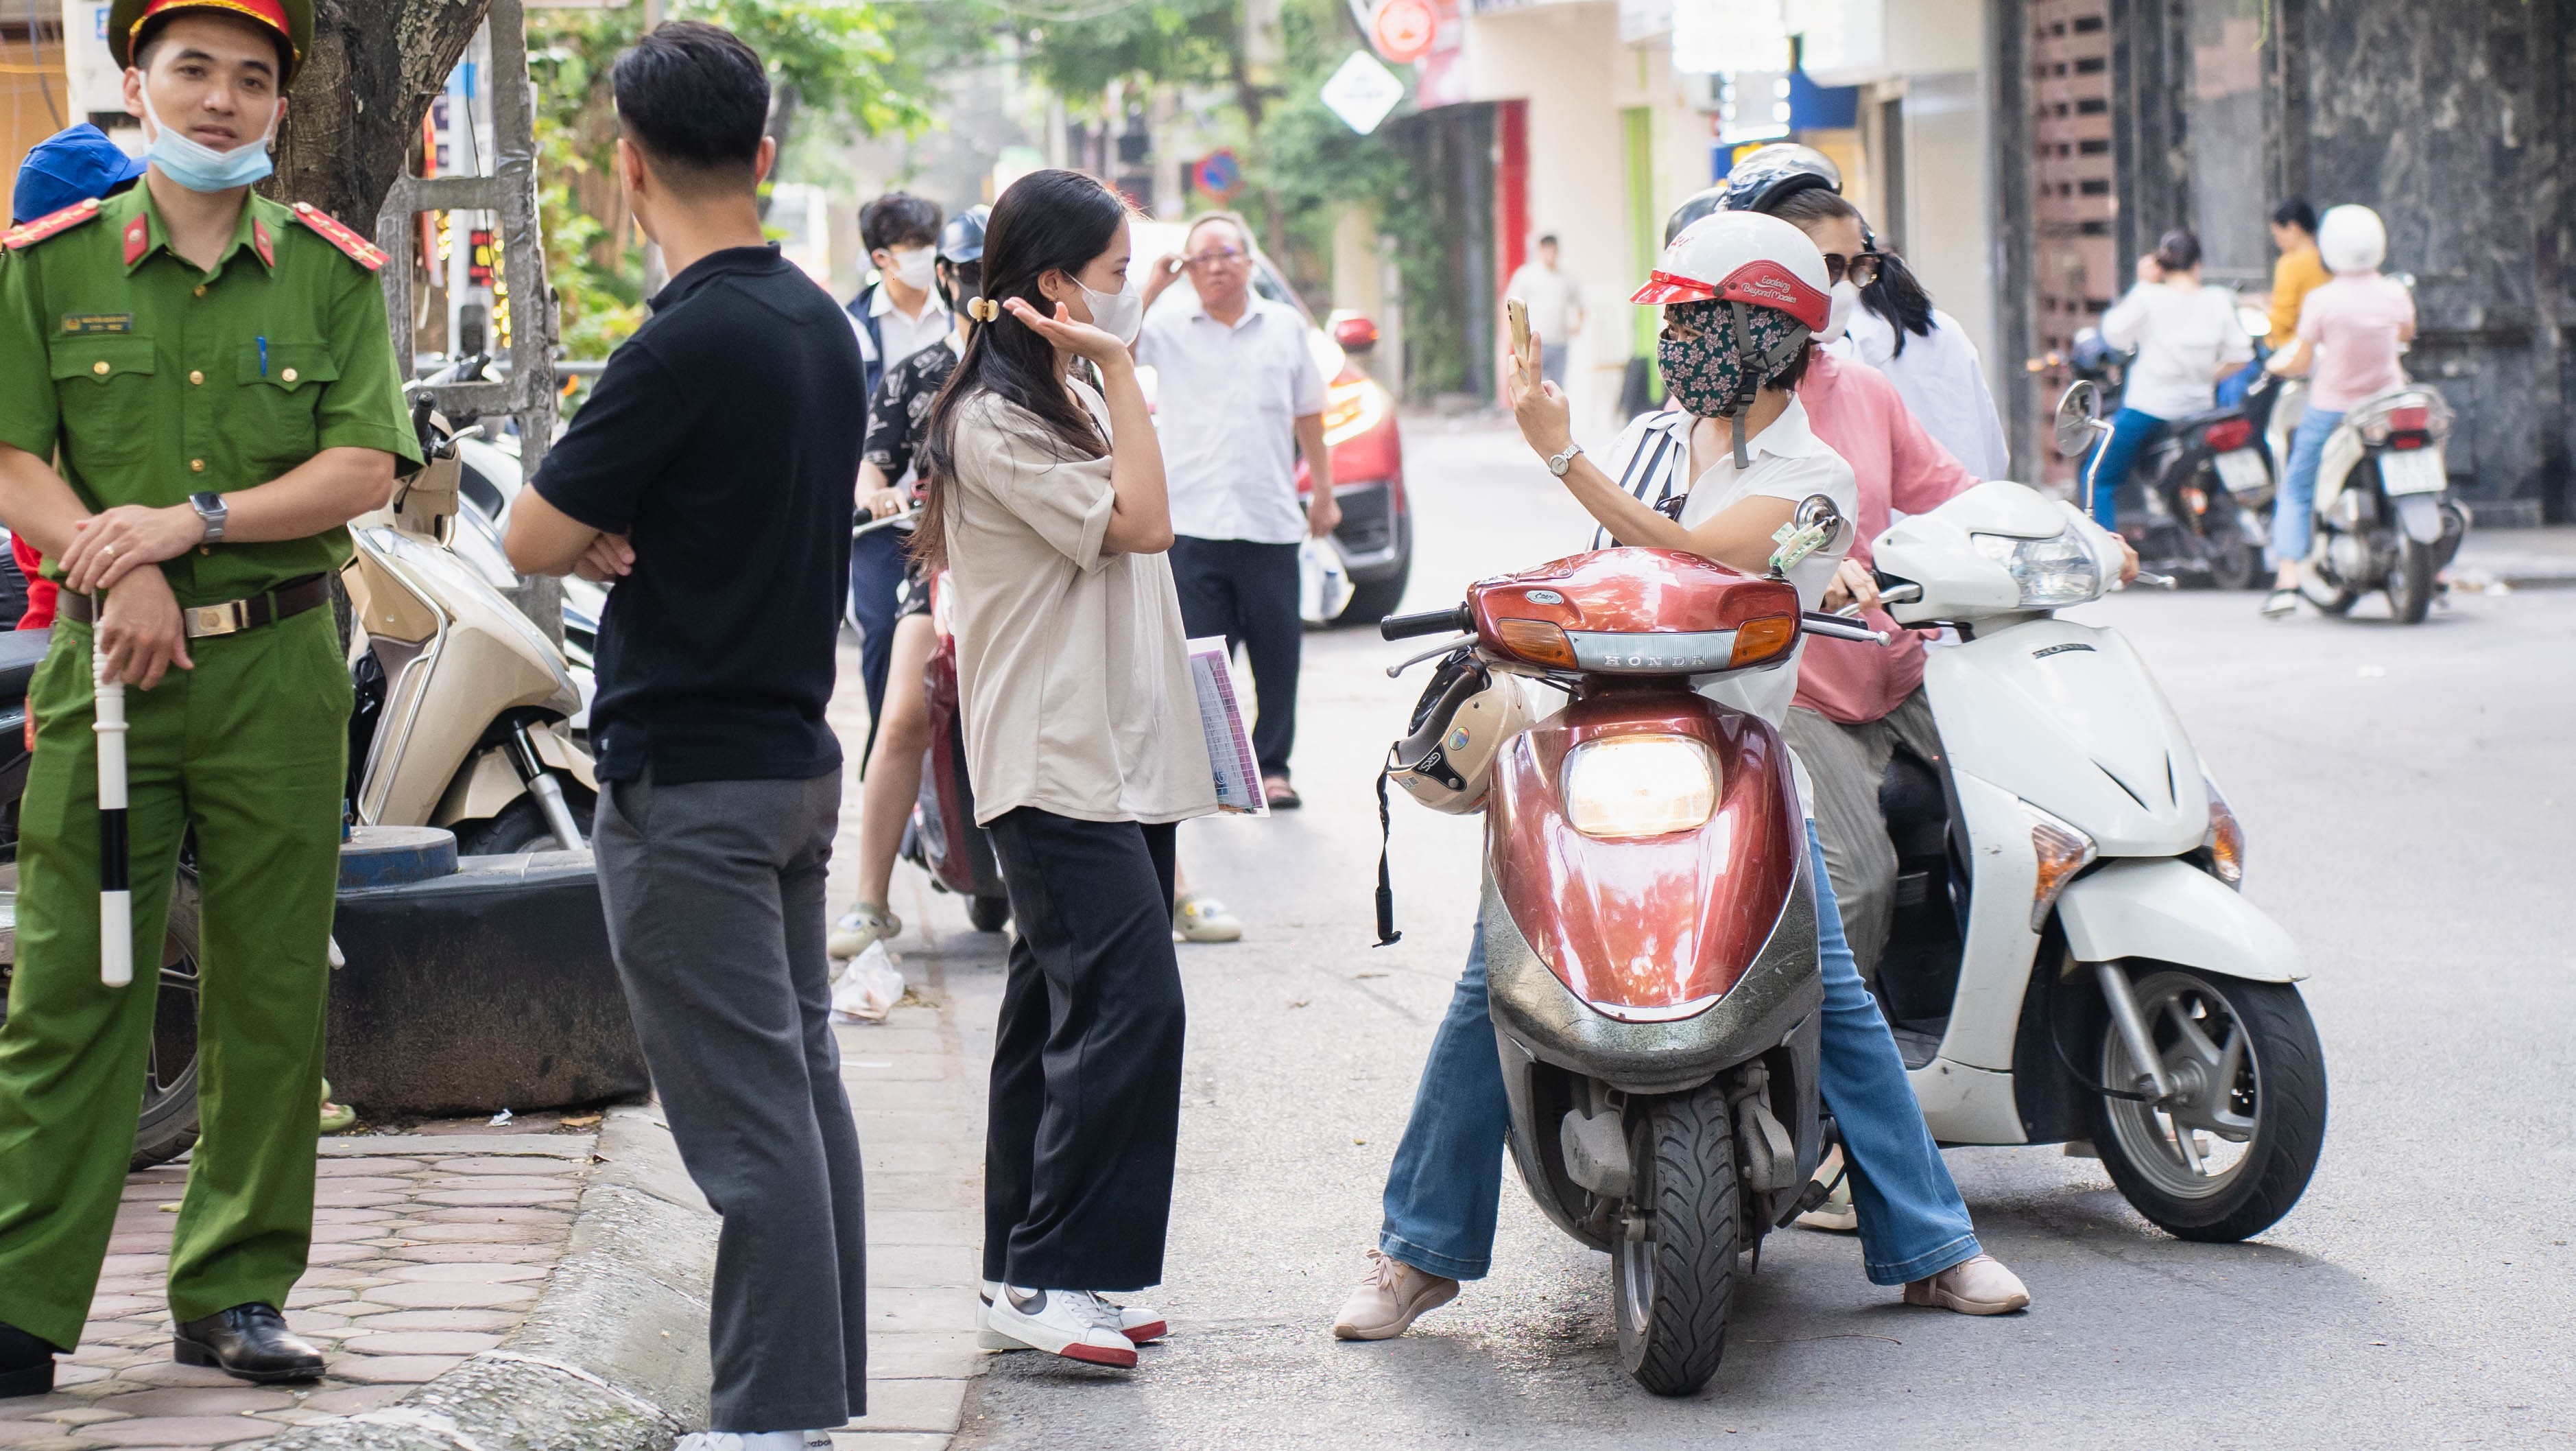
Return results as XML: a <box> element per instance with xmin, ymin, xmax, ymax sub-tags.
<box><xmin>1765</xmin><ymin>187</ymin><xmax>1939</xmax><ymax>357</ymax></box>
<box><xmin>914</xmin><ymin>169</ymin><xmax>1130</xmax><ymax>571</ymax></box>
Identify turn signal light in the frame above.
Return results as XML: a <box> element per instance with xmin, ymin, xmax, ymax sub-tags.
<box><xmin>2024</xmin><ymin>803</ymin><xmax>2098</xmax><ymax>932</ymax></box>
<box><xmin>1727</xmin><ymin>615</ymin><xmax>1797</xmax><ymax>669</ymax></box>
<box><xmin>2203</xmin><ymin>775</ymin><xmax>2245</xmax><ymax>887</ymax></box>
<box><xmin>1493</xmin><ymin>617</ymin><xmax>1577</xmax><ymax>668</ymax></box>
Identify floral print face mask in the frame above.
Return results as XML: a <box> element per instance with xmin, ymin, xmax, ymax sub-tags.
<box><xmin>1655</xmin><ymin>298</ymin><xmax>1811</xmax><ymax>467</ymax></box>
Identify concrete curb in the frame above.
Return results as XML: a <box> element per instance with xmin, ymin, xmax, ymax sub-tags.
<box><xmin>261</xmin><ymin>1107</ymin><xmax>717</xmax><ymax>1451</ymax></box>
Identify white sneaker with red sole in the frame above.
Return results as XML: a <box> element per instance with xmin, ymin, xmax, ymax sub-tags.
<box><xmin>983</xmin><ymin>1286</ymin><xmax>1140</xmax><ymax>1368</ymax></box>
<box><xmin>979</xmin><ymin>1279</ymin><xmax>1165</xmax><ymax>1349</ymax></box>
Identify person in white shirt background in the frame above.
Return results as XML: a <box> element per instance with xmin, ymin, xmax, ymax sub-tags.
<box><xmin>1835</xmin><ymin>241</ymin><xmax>2012</xmax><ymax>480</ymax></box>
<box><xmin>2085</xmin><ymin>228</ymin><xmax>2253</xmax><ymax>530</ymax></box>
<box><xmin>1135</xmin><ymin>212</ymin><xmax>1337</xmax><ymax>810</ymax></box>
<box><xmin>1503</xmin><ymin>233</ymin><xmax>1585</xmax><ymax>386</ymax></box>
<box><xmin>845</xmin><ymin>192</ymin><xmax>951</xmax><ymax>729</ymax></box>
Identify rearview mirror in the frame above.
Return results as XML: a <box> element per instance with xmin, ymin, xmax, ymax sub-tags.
<box><xmin>2054</xmin><ymin>380</ymin><xmax>2106</xmax><ymax>458</ymax></box>
<box><xmin>2237</xmin><ymin>304</ymin><xmax>2272</xmax><ymax>340</ymax></box>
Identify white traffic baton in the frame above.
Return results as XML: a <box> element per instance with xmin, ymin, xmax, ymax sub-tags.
<box><xmin>91</xmin><ymin>597</ymin><xmax>132</xmax><ymax>987</ymax></box>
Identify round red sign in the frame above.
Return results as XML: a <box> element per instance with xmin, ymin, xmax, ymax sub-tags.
<box><xmin>1371</xmin><ymin>0</ymin><xmax>1437</xmax><ymax>64</ymax></box>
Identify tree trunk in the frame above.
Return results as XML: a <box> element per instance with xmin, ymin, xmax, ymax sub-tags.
<box><xmin>265</xmin><ymin>0</ymin><xmax>494</xmax><ymax>233</ymax></box>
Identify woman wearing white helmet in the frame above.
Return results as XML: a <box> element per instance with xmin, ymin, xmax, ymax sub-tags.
<box><xmin>1331</xmin><ymin>213</ymin><xmax>2029</xmax><ymax>1348</ymax></box>
<box><xmin>2258</xmin><ymin>203</ymin><xmax>2416</xmax><ymax>615</ymax></box>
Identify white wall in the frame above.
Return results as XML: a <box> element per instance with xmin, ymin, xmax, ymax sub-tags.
<box><xmin>1463</xmin><ymin>1</ymin><xmax>1630</xmax><ymax>433</ymax></box>
<box><xmin>1903</xmin><ymin>69</ymin><xmax>1999</xmax><ymax>401</ymax></box>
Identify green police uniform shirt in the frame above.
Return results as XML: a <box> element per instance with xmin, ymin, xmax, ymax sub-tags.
<box><xmin>0</xmin><ymin>183</ymin><xmax>422</xmax><ymax>607</ymax></box>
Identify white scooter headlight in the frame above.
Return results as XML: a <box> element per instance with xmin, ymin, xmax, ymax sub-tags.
<box><xmin>1563</xmin><ymin>736</ymin><xmax>1717</xmax><ymax>839</ymax></box>
<box><xmin>1972</xmin><ymin>528</ymin><xmax>2105</xmax><ymax>609</ymax></box>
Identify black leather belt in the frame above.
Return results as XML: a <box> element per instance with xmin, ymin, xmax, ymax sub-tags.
<box><xmin>61</xmin><ymin>574</ymin><xmax>331</xmax><ymax>639</ymax></box>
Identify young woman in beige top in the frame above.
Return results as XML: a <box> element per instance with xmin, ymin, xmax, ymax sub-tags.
<box><xmin>914</xmin><ymin>169</ymin><xmax>1215</xmax><ymax>1371</ymax></box>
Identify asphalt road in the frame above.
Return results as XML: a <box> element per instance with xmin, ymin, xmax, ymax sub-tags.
<box><xmin>952</xmin><ymin>416</ymin><xmax>2576</xmax><ymax>1450</ymax></box>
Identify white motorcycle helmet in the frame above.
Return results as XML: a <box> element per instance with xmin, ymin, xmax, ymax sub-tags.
<box><xmin>1632</xmin><ymin>210</ymin><xmax>1833</xmax><ymax>466</ymax></box>
<box><xmin>2317</xmin><ymin>204</ymin><xmax>2387</xmax><ymax>275</ymax></box>
<box><xmin>1386</xmin><ymin>655</ymin><xmax>1534</xmax><ymax>815</ymax></box>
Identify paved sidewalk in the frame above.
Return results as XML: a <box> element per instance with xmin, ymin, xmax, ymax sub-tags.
<box><xmin>2453</xmin><ymin>521</ymin><xmax>2576</xmax><ymax>589</ymax></box>
<box><xmin>0</xmin><ymin>1129</ymin><xmax>595</xmax><ymax>1448</ymax></box>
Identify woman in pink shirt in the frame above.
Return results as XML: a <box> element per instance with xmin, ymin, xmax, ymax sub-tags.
<box><xmin>2263</xmin><ymin>204</ymin><xmax>2416</xmax><ymax>615</ymax></box>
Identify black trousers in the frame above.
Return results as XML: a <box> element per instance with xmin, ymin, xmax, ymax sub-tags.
<box><xmin>1169</xmin><ymin>535</ymin><xmax>1301</xmax><ymax>779</ymax></box>
<box><xmin>982</xmin><ymin>807</ymin><xmax>1184</xmax><ymax>1291</ymax></box>
<box><xmin>848</xmin><ymin>525</ymin><xmax>910</xmax><ymax>755</ymax></box>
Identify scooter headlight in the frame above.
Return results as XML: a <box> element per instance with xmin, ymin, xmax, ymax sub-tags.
<box><xmin>1562</xmin><ymin>736</ymin><xmax>1716</xmax><ymax>839</ymax></box>
<box><xmin>1973</xmin><ymin>528</ymin><xmax>2105</xmax><ymax>609</ymax></box>
<box><xmin>2202</xmin><ymin>773</ymin><xmax>2245</xmax><ymax>888</ymax></box>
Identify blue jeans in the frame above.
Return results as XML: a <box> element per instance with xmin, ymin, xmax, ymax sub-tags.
<box><xmin>2082</xmin><ymin>406</ymin><xmax>2168</xmax><ymax>530</ymax></box>
<box><xmin>1378</xmin><ymin>832</ymin><xmax>1981</xmax><ymax>1287</ymax></box>
<box><xmin>848</xmin><ymin>526</ymin><xmax>910</xmax><ymax>744</ymax></box>
<box><xmin>2269</xmin><ymin>407</ymin><xmax>2344</xmax><ymax>569</ymax></box>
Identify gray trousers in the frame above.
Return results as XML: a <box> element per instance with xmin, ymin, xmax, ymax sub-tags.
<box><xmin>1779</xmin><ymin>691</ymin><xmax>1944</xmax><ymax>980</ymax></box>
<box><xmin>596</xmin><ymin>768</ymin><xmax>866</xmax><ymax>1433</ymax></box>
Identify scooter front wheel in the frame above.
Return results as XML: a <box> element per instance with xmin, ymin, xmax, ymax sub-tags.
<box><xmin>2088</xmin><ymin>965</ymin><xmax>2327</xmax><ymax>1242</ymax></box>
<box><xmin>1612</xmin><ymin>1082</ymin><xmax>1737</xmax><ymax>1396</ymax></box>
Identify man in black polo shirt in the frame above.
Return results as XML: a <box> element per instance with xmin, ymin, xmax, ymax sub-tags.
<box><xmin>503</xmin><ymin>22</ymin><xmax>866</xmax><ymax>1448</ymax></box>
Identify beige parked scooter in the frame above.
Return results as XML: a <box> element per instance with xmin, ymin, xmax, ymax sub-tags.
<box><xmin>339</xmin><ymin>392</ymin><xmax>595</xmax><ymax>852</ymax></box>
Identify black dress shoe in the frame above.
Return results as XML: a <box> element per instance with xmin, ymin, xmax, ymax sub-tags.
<box><xmin>0</xmin><ymin>1319</ymin><xmax>62</xmax><ymax>1399</ymax></box>
<box><xmin>172</xmin><ymin>1303</ymin><xmax>325</xmax><ymax>1384</ymax></box>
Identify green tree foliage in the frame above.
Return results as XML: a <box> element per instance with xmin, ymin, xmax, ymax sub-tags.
<box><xmin>529</xmin><ymin>0</ymin><xmax>955</xmax><ymax>363</ymax></box>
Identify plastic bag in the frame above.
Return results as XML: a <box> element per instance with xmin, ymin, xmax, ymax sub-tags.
<box><xmin>831</xmin><ymin>941</ymin><xmax>906</xmax><ymax>1022</ymax></box>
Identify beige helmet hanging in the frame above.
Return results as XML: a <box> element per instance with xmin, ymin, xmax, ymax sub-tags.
<box><xmin>1386</xmin><ymin>655</ymin><xmax>1536</xmax><ymax>815</ymax></box>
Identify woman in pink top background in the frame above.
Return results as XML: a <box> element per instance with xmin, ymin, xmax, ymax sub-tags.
<box><xmin>2263</xmin><ymin>203</ymin><xmax>2416</xmax><ymax>615</ymax></box>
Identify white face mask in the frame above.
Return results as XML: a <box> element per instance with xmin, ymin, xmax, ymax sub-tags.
<box><xmin>1816</xmin><ymin>280</ymin><xmax>1860</xmax><ymax>345</ymax></box>
<box><xmin>1077</xmin><ymin>272</ymin><xmax>1145</xmax><ymax>346</ymax></box>
<box><xmin>885</xmin><ymin>246</ymin><xmax>937</xmax><ymax>291</ymax></box>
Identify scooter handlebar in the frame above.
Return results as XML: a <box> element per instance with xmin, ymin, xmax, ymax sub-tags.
<box><xmin>1801</xmin><ymin>611</ymin><xmax>1889</xmax><ymax>646</ymax></box>
<box><xmin>1381</xmin><ymin>606</ymin><xmax>1472</xmax><ymax>641</ymax></box>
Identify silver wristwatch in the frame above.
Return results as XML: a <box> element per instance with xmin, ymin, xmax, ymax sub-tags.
<box><xmin>189</xmin><ymin>491</ymin><xmax>228</xmax><ymax>543</ymax></box>
<box><xmin>1547</xmin><ymin>442</ymin><xmax>1584</xmax><ymax>477</ymax></box>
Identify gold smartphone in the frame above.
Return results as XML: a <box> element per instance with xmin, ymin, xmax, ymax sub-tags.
<box><xmin>1506</xmin><ymin>297</ymin><xmax>1537</xmax><ymax>379</ymax></box>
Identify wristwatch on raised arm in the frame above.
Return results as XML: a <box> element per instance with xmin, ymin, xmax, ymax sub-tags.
<box><xmin>1547</xmin><ymin>442</ymin><xmax>1584</xmax><ymax>477</ymax></box>
<box><xmin>189</xmin><ymin>491</ymin><xmax>228</xmax><ymax>544</ymax></box>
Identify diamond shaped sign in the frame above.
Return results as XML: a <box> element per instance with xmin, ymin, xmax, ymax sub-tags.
<box><xmin>1320</xmin><ymin>50</ymin><xmax>1407</xmax><ymax>136</ymax></box>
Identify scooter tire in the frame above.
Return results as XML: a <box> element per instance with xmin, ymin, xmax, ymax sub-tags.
<box><xmin>2389</xmin><ymin>534</ymin><xmax>2437</xmax><ymax>625</ymax></box>
<box><xmin>2088</xmin><ymin>968</ymin><xmax>2327</xmax><ymax>1244</ymax></box>
<box><xmin>968</xmin><ymin>893</ymin><xmax>1011</xmax><ymax>933</ymax></box>
<box><xmin>1612</xmin><ymin>1083</ymin><xmax>1737</xmax><ymax>1396</ymax></box>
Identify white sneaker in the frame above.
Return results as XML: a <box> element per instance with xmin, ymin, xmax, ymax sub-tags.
<box><xmin>1902</xmin><ymin>1253</ymin><xmax>2032</xmax><ymax>1315</ymax></box>
<box><xmin>673</xmin><ymin>1432</ymin><xmax>832</xmax><ymax>1451</ymax></box>
<box><xmin>979</xmin><ymin>1279</ymin><xmax>1164</xmax><ymax>1349</ymax></box>
<box><xmin>827</xmin><ymin>903</ymin><xmax>901</xmax><ymax>960</ymax></box>
<box><xmin>984</xmin><ymin>1286</ymin><xmax>1138</xmax><ymax>1368</ymax></box>
<box><xmin>1173</xmin><ymin>892</ymin><xmax>1243</xmax><ymax>944</ymax></box>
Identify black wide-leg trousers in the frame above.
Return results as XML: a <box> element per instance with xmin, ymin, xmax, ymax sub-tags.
<box><xmin>981</xmin><ymin>807</ymin><xmax>1183</xmax><ymax>1292</ymax></box>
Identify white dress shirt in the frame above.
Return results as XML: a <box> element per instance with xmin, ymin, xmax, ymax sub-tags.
<box><xmin>1135</xmin><ymin>294</ymin><xmax>1328</xmax><ymax>544</ymax></box>
<box><xmin>861</xmin><ymin>283</ymin><xmax>953</xmax><ymax>377</ymax></box>
<box><xmin>1837</xmin><ymin>307</ymin><xmax>2012</xmax><ymax>480</ymax></box>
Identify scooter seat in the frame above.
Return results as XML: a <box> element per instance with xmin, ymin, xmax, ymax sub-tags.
<box><xmin>0</xmin><ymin>631</ymin><xmax>52</xmax><ymax>704</ymax></box>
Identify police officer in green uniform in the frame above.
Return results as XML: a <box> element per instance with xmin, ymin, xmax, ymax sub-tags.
<box><xmin>0</xmin><ymin>0</ymin><xmax>418</xmax><ymax>1394</ymax></box>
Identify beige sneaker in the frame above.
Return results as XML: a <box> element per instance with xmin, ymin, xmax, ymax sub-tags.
<box><xmin>1173</xmin><ymin>892</ymin><xmax>1243</xmax><ymax>944</ymax></box>
<box><xmin>1903</xmin><ymin>1254</ymin><xmax>2031</xmax><ymax>1315</ymax></box>
<box><xmin>1331</xmin><ymin>1249</ymin><xmax>1458</xmax><ymax>1341</ymax></box>
<box><xmin>828</xmin><ymin>903</ymin><xmax>901</xmax><ymax>961</ymax></box>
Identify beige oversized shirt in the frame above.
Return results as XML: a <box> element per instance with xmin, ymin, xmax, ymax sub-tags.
<box><xmin>943</xmin><ymin>379</ymin><xmax>1217</xmax><ymax>827</ymax></box>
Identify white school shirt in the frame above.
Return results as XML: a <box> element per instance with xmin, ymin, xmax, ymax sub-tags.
<box><xmin>1837</xmin><ymin>307</ymin><xmax>2012</xmax><ymax>480</ymax></box>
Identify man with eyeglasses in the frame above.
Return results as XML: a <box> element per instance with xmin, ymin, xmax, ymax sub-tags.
<box><xmin>1135</xmin><ymin>213</ymin><xmax>1334</xmax><ymax>810</ymax></box>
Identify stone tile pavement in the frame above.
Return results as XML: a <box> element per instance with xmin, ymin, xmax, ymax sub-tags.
<box><xmin>0</xmin><ymin>1129</ymin><xmax>594</xmax><ymax>1450</ymax></box>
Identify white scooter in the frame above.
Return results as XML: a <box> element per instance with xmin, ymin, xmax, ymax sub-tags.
<box><xmin>1857</xmin><ymin>395</ymin><xmax>2326</xmax><ymax>1240</ymax></box>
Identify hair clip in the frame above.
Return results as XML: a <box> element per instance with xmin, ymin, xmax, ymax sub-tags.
<box><xmin>967</xmin><ymin>296</ymin><xmax>1001</xmax><ymax>323</ymax></box>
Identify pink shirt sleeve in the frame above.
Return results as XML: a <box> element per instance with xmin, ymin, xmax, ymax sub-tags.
<box><xmin>1885</xmin><ymin>385</ymin><xmax>1981</xmax><ymax>519</ymax></box>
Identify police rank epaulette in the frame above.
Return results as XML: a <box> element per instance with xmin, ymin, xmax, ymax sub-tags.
<box><xmin>2</xmin><ymin>197</ymin><xmax>103</xmax><ymax>252</ymax></box>
<box><xmin>289</xmin><ymin>201</ymin><xmax>387</xmax><ymax>271</ymax></box>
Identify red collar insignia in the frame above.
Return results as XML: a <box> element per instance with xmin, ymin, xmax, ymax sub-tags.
<box><xmin>252</xmin><ymin>217</ymin><xmax>274</xmax><ymax>269</ymax></box>
<box><xmin>289</xmin><ymin>201</ymin><xmax>387</xmax><ymax>272</ymax></box>
<box><xmin>122</xmin><ymin>214</ymin><xmax>149</xmax><ymax>267</ymax></box>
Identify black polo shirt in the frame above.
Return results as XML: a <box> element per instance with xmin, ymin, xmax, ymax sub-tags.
<box><xmin>534</xmin><ymin>245</ymin><xmax>863</xmax><ymax>784</ymax></box>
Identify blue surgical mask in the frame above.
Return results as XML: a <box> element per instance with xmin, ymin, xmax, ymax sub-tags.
<box><xmin>141</xmin><ymin>86</ymin><xmax>277</xmax><ymax>193</ymax></box>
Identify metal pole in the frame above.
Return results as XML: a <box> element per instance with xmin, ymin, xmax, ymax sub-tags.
<box><xmin>91</xmin><ymin>603</ymin><xmax>132</xmax><ymax>987</ymax></box>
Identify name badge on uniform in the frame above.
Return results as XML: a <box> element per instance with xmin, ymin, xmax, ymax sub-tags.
<box><xmin>61</xmin><ymin>314</ymin><xmax>134</xmax><ymax>335</ymax></box>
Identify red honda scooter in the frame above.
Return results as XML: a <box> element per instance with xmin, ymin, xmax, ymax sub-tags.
<box><xmin>1380</xmin><ymin>504</ymin><xmax>1878</xmax><ymax>1396</ymax></box>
